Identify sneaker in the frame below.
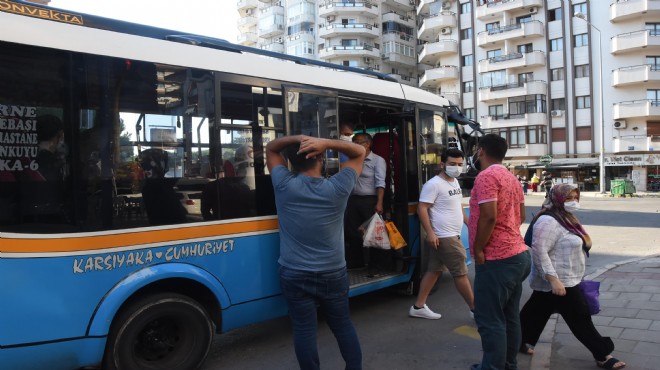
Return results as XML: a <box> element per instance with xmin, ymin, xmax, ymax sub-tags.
<box><xmin>408</xmin><ymin>304</ymin><xmax>442</xmax><ymax>319</ymax></box>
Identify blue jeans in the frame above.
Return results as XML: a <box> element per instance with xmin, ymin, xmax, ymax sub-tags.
<box><xmin>279</xmin><ymin>265</ymin><xmax>362</xmax><ymax>370</ymax></box>
<box><xmin>473</xmin><ymin>250</ymin><xmax>531</xmax><ymax>370</ymax></box>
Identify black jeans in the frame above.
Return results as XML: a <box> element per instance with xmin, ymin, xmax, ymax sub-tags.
<box><xmin>344</xmin><ymin>195</ymin><xmax>376</xmax><ymax>268</ymax></box>
<box><xmin>520</xmin><ymin>288</ymin><xmax>614</xmax><ymax>361</ymax></box>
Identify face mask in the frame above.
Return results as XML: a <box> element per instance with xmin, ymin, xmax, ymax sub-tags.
<box><xmin>339</xmin><ymin>135</ymin><xmax>352</xmax><ymax>142</ymax></box>
<box><xmin>444</xmin><ymin>165</ymin><xmax>462</xmax><ymax>178</ymax></box>
<box><xmin>564</xmin><ymin>201</ymin><xmax>580</xmax><ymax>212</ymax></box>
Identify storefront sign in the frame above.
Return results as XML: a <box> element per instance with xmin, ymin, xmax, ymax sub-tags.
<box><xmin>605</xmin><ymin>154</ymin><xmax>658</xmax><ymax>166</ymax></box>
<box><xmin>539</xmin><ymin>154</ymin><xmax>553</xmax><ymax>165</ymax></box>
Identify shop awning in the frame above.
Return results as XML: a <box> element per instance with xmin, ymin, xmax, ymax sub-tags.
<box><xmin>526</xmin><ymin>158</ymin><xmax>599</xmax><ymax>168</ymax></box>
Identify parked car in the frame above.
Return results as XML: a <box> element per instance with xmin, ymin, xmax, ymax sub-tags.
<box><xmin>177</xmin><ymin>191</ymin><xmax>202</xmax><ymax>215</ymax></box>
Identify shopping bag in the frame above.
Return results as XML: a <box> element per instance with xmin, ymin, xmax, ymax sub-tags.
<box><xmin>362</xmin><ymin>213</ymin><xmax>391</xmax><ymax>249</ymax></box>
<box><xmin>385</xmin><ymin>220</ymin><xmax>407</xmax><ymax>250</ymax></box>
<box><xmin>578</xmin><ymin>280</ymin><xmax>601</xmax><ymax>315</ymax></box>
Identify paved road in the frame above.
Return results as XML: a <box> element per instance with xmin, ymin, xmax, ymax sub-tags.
<box><xmin>202</xmin><ymin>193</ymin><xmax>660</xmax><ymax>370</ymax></box>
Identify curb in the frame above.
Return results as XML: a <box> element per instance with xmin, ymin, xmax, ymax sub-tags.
<box><xmin>528</xmin><ymin>254</ymin><xmax>660</xmax><ymax>370</ymax></box>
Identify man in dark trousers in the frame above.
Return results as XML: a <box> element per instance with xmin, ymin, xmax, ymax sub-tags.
<box><xmin>266</xmin><ymin>134</ymin><xmax>365</xmax><ymax>370</ymax></box>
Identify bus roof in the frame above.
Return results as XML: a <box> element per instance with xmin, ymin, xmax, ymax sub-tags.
<box><xmin>0</xmin><ymin>0</ymin><xmax>450</xmax><ymax>108</ymax></box>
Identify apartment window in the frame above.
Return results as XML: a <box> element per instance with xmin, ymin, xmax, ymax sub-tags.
<box><xmin>509</xmin><ymin>127</ymin><xmax>526</xmax><ymax>147</ymax></box>
<box><xmin>516</xmin><ymin>15</ymin><xmax>532</xmax><ymax>24</ymax></box>
<box><xmin>576</xmin><ymin>127</ymin><xmax>592</xmax><ymax>141</ymax></box>
<box><xmin>464</xmin><ymin>108</ymin><xmax>475</xmax><ymax>120</ymax></box>
<box><xmin>517</xmin><ymin>43</ymin><xmax>533</xmax><ymax>54</ymax></box>
<box><xmin>481</xmin><ymin>70</ymin><xmax>507</xmax><ymax>88</ymax></box>
<box><xmin>509</xmin><ymin>94</ymin><xmax>546</xmax><ymax>116</ymax></box>
<box><xmin>341</xmin><ymin>39</ymin><xmax>358</xmax><ymax>47</ymax></box>
<box><xmin>648</xmin><ymin>89</ymin><xmax>660</xmax><ymax>105</ymax></box>
<box><xmin>576</xmin><ymin>96</ymin><xmax>591</xmax><ymax>109</ymax></box>
<box><xmin>528</xmin><ymin>125</ymin><xmax>547</xmax><ymax>144</ymax></box>
<box><xmin>548</xmin><ymin>8</ymin><xmax>562</xmax><ymax>22</ymax></box>
<box><xmin>575</xmin><ymin>64</ymin><xmax>590</xmax><ymax>78</ymax></box>
<box><xmin>550</xmin><ymin>38</ymin><xmax>563</xmax><ymax>51</ymax></box>
<box><xmin>463</xmin><ymin>81</ymin><xmax>474</xmax><ymax>93</ymax></box>
<box><xmin>551</xmin><ymin>68</ymin><xmax>565</xmax><ymax>81</ymax></box>
<box><xmin>646</xmin><ymin>23</ymin><xmax>660</xmax><ymax>36</ymax></box>
<box><xmin>461</xmin><ymin>28</ymin><xmax>473</xmax><ymax>40</ymax></box>
<box><xmin>573</xmin><ymin>3</ymin><xmax>588</xmax><ymax>17</ymax></box>
<box><xmin>552</xmin><ymin>98</ymin><xmax>566</xmax><ymax>111</ymax></box>
<box><xmin>646</xmin><ymin>56</ymin><xmax>660</xmax><ymax>70</ymax></box>
<box><xmin>463</xmin><ymin>54</ymin><xmax>474</xmax><ymax>66</ymax></box>
<box><xmin>486</xmin><ymin>22</ymin><xmax>500</xmax><ymax>32</ymax></box>
<box><xmin>518</xmin><ymin>72</ymin><xmax>533</xmax><ymax>84</ymax></box>
<box><xmin>489</xmin><ymin>105</ymin><xmax>504</xmax><ymax>118</ymax></box>
<box><xmin>574</xmin><ymin>34</ymin><xmax>589</xmax><ymax>48</ymax></box>
<box><xmin>552</xmin><ymin>128</ymin><xmax>566</xmax><ymax>142</ymax></box>
<box><xmin>460</xmin><ymin>2</ymin><xmax>472</xmax><ymax>14</ymax></box>
<box><xmin>487</xmin><ymin>49</ymin><xmax>502</xmax><ymax>59</ymax></box>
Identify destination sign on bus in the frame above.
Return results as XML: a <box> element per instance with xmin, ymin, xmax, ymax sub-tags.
<box><xmin>0</xmin><ymin>0</ymin><xmax>83</xmax><ymax>25</ymax></box>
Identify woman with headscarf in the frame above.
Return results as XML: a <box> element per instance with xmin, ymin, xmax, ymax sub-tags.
<box><xmin>519</xmin><ymin>184</ymin><xmax>626</xmax><ymax>370</ymax></box>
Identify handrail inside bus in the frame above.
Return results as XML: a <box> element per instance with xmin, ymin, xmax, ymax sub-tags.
<box><xmin>164</xmin><ymin>34</ymin><xmax>398</xmax><ymax>83</ymax></box>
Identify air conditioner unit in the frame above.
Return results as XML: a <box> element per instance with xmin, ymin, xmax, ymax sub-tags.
<box><xmin>529</xmin><ymin>7</ymin><xmax>538</xmax><ymax>14</ymax></box>
<box><xmin>327</xmin><ymin>15</ymin><xmax>335</xmax><ymax>22</ymax></box>
<box><xmin>275</xmin><ymin>37</ymin><xmax>283</xmax><ymax>43</ymax></box>
<box><xmin>550</xmin><ymin>110</ymin><xmax>563</xmax><ymax>117</ymax></box>
<box><xmin>364</xmin><ymin>57</ymin><xmax>372</xmax><ymax>63</ymax></box>
<box><xmin>613</xmin><ymin>120</ymin><xmax>627</xmax><ymax>129</ymax></box>
<box><xmin>440</xmin><ymin>27</ymin><xmax>452</xmax><ymax>35</ymax></box>
<box><xmin>442</xmin><ymin>1</ymin><xmax>452</xmax><ymax>10</ymax></box>
<box><xmin>245</xmin><ymin>9</ymin><xmax>253</xmax><ymax>16</ymax></box>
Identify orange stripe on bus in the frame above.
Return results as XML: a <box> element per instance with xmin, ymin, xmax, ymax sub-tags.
<box><xmin>1</xmin><ymin>219</ymin><xmax>279</xmax><ymax>253</ymax></box>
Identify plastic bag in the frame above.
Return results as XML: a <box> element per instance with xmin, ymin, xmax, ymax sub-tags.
<box><xmin>578</xmin><ymin>280</ymin><xmax>601</xmax><ymax>315</ymax></box>
<box><xmin>362</xmin><ymin>213</ymin><xmax>391</xmax><ymax>250</ymax></box>
<box><xmin>385</xmin><ymin>220</ymin><xmax>407</xmax><ymax>250</ymax></box>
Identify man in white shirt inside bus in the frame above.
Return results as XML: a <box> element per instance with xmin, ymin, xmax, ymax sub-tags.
<box><xmin>409</xmin><ymin>148</ymin><xmax>475</xmax><ymax>319</ymax></box>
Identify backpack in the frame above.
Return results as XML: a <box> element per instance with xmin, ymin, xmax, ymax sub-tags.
<box><xmin>524</xmin><ymin>212</ymin><xmax>561</xmax><ymax>247</ymax></box>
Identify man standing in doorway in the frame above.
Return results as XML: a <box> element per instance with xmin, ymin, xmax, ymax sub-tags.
<box><xmin>409</xmin><ymin>148</ymin><xmax>475</xmax><ymax>320</ymax></box>
<box><xmin>344</xmin><ymin>133</ymin><xmax>387</xmax><ymax>272</ymax></box>
<box><xmin>266</xmin><ymin>134</ymin><xmax>365</xmax><ymax>370</ymax></box>
<box><xmin>468</xmin><ymin>134</ymin><xmax>531</xmax><ymax>370</ymax></box>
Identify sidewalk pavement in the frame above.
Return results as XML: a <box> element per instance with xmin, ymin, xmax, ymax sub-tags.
<box><xmin>529</xmin><ymin>255</ymin><xmax>660</xmax><ymax>370</ymax></box>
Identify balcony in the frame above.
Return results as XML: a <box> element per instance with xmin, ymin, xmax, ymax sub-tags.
<box><xmin>287</xmin><ymin>31</ymin><xmax>315</xmax><ymax>44</ymax></box>
<box><xmin>477</xmin><ymin>20</ymin><xmax>544</xmax><ymax>47</ymax></box>
<box><xmin>416</xmin><ymin>0</ymin><xmax>437</xmax><ymax>16</ymax></box>
<box><xmin>475</xmin><ymin>0</ymin><xmax>544</xmax><ymax>20</ymax></box>
<box><xmin>478</xmin><ymin>80</ymin><xmax>547</xmax><ymax>102</ymax></box>
<box><xmin>441</xmin><ymin>92</ymin><xmax>461</xmax><ymax>106</ymax></box>
<box><xmin>612</xmin><ymin>30</ymin><xmax>660</xmax><ymax>54</ymax></box>
<box><xmin>319</xmin><ymin>23</ymin><xmax>380</xmax><ymax>39</ymax></box>
<box><xmin>478</xmin><ymin>50</ymin><xmax>546</xmax><ymax>73</ymax></box>
<box><xmin>610</xmin><ymin>0</ymin><xmax>660</xmax><ymax>23</ymax></box>
<box><xmin>382</xmin><ymin>30</ymin><xmax>415</xmax><ymax>45</ymax></box>
<box><xmin>261</xmin><ymin>41</ymin><xmax>285</xmax><ymax>53</ymax></box>
<box><xmin>383</xmin><ymin>0</ymin><xmax>415</xmax><ymax>11</ymax></box>
<box><xmin>418</xmin><ymin>65</ymin><xmax>459</xmax><ymax>88</ymax></box>
<box><xmin>260</xmin><ymin>4</ymin><xmax>285</xmax><ymax>17</ymax></box>
<box><xmin>387</xmin><ymin>73</ymin><xmax>417</xmax><ymax>86</ymax></box>
<box><xmin>237</xmin><ymin>0</ymin><xmax>258</xmax><ymax>12</ymax></box>
<box><xmin>258</xmin><ymin>23</ymin><xmax>285</xmax><ymax>38</ymax></box>
<box><xmin>418</xmin><ymin>39</ymin><xmax>459</xmax><ymax>65</ymax></box>
<box><xmin>417</xmin><ymin>11</ymin><xmax>457</xmax><ymax>41</ymax></box>
<box><xmin>237</xmin><ymin>32</ymin><xmax>258</xmax><ymax>46</ymax></box>
<box><xmin>612</xmin><ymin>64</ymin><xmax>660</xmax><ymax>87</ymax></box>
<box><xmin>319</xmin><ymin>1</ymin><xmax>380</xmax><ymax>19</ymax></box>
<box><xmin>381</xmin><ymin>51</ymin><xmax>416</xmax><ymax>67</ymax></box>
<box><xmin>238</xmin><ymin>16</ymin><xmax>257</xmax><ymax>32</ymax></box>
<box><xmin>383</xmin><ymin>11</ymin><xmax>415</xmax><ymax>28</ymax></box>
<box><xmin>318</xmin><ymin>44</ymin><xmax>381</xmax><ymax>60</ymax></box>
<box><xmin>480</xmin><ymin>112</ymin><xmax>546</xmax><ymax>128</ymax></box>
<box><xmin>613</xmin><ymin>99</ymin><xmax>660</xmax><ymax>120</ymax></box>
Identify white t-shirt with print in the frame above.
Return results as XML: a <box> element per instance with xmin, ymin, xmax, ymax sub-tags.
<box><xmin>419</xmin><ymin>175</ymin><xmax>464</xmax><ymax>238</ymax></box>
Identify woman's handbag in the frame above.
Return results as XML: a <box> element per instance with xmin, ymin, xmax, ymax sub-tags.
<box><xmin>578</xmin><ymin>280</ymin><xmax>601</xmax><ymax>315</ymax></box>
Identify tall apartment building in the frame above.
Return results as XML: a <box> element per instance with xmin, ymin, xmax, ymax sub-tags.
<box><xmin>236</xmin><ymin>0</ymin><xmax>660</xmax><ymax>192</ymax></box>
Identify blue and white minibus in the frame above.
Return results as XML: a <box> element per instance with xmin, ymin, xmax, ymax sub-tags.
<box><xmin>0</xmin><ymin>1</ymin><xmax>480</xmax><ymax>369</ymax></box>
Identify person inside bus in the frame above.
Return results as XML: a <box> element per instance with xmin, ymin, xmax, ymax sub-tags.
<box><xmin>266</xmin><ymin>134</ymin><xmax>365</xmax><ymax>370</ymax></box>
<box><xmin>200</xmin><ymin>170</ymin><xmax>254</xmax><ymax>220</ymax></box>
<box><xmin>344</xmin><ymin>132</ymin><xmax>387</xmax><ymax>273</ymax></box>
<box><xmin>338</xmin><ymin>122</ymin><xmax>354</xmax><ymax>163</ymax></box>
<box><xmin>139</xmin><ymin>148</ymin><xmax>187</xmax><ymax>226</ymax></box>
<box><xmin>18</xmin><ymin>114</ymin><xmax>70</xmax><ymax>225</ymax></box>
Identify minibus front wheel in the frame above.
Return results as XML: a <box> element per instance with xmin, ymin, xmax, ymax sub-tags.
<box><xmin>103</xmin><ymin>292</ymin><xmax>213</xmax><ymax>370</ymax></box>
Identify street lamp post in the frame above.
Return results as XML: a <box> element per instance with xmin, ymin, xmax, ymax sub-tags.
<box><xmin>574</xmin><ymin>12</ymin><xmax>606</xmax><ymax>194</ymax></box>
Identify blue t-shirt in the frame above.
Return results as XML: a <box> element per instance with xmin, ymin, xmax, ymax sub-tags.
<box><xmin>271</xmin><ymin>165</ymin><xmax>357</xmax><ymax>271</ymax></box>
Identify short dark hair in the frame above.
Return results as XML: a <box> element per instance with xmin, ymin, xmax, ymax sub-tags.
<box><xmin>352</xmin><ymin>133</ymin><xmax>372</xmax><ymax>145</ymax></box>
<box><xmin>36</xmin><ymin>114</ymin><xmax>63</xmax><ymax>142</ymax></box>
<box><xmin>441</xmin><ymin>148</ymin><xmax>464</xmax><ymax>163</ymax></box>
<box><xmin>478</xmin><ymin>134</ymin><xmax>508</xmax><ymax>162</ymax></box>
<box><xmin>283</xmin><ymin>143</ymin><xmax>318</xmax><ymax>173</ymax></box>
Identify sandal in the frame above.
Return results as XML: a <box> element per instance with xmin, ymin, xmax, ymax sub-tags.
<box><xmin>596</xmin><ymin>357</ymin><xmax>626</xmax><ymax>370</ymax></box>
<box><xmin>519</xmin><ymin>343</ymin><xmax>534</xmax><ymax>355</ymax></box>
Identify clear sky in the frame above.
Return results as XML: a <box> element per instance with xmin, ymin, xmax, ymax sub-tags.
<box><xmin>48</xmin><ymin>0</ymin><xmax>240</xmax><ymax>42</ymax></box>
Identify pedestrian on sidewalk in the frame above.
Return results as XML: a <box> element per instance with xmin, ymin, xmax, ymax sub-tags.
<box><xmin>468</xmin><ymin>134</ymin><xmax>531</xmax><ymax>370</ymax></box>
<box><xmin>530</xmin><ymin>173</ymin><xmax>540</xmax><ymax>193</ymax></box>
<box><xmin>519</xmin><ymin>184</ymin><xmax>626</xmax><ymax>370</ymax></box>
<box><xmin>267</xmin><ymin>135</ymin><xmax>366</xmax><ymax>370</ymax></box>
<box><xmin>408</xmin><ymin>148</ymin><xmax>474</xmax><ymax>320</ymax></box>
<box><xmin>542</xmin><ymin>171</ymin><xmax>553</xmax><ymax>197</ymax></box>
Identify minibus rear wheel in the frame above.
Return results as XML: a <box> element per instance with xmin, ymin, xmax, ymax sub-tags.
<box><xmin>103</xmin><ymin>292</ymin><xmax>213</xmax><ymax>370</ymax></box>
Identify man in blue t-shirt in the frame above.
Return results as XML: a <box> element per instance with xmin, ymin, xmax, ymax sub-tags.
<box><xmin>266</xmin><ymin>134</ymin><xmax>365</xmax><ymax>370</ymax></box>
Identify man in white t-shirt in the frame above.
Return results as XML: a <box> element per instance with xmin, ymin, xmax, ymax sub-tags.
<box><xmin>409</xmin><ymin>148</ymin><xmax>475</xmax><ymax>320</ymax></box>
